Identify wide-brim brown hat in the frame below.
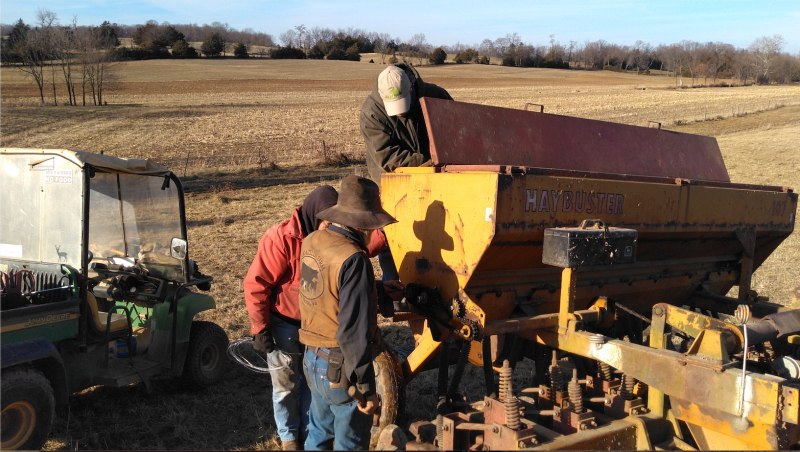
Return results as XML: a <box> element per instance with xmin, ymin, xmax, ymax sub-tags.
<box><xmin>317</xmin><ymin>175</ymin><xmax>397</xmax><ymax>230</ymax></box>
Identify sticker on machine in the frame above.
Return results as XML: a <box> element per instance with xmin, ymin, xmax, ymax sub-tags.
<box><xmin>44</xmin><ymin>169</ymin><xmax>72</xmax><ymax>184</ymax></box>
<box><xmin>0</xmin><ymin>243</ymin><xmax>23</xmax><ymax>258</ymax></box>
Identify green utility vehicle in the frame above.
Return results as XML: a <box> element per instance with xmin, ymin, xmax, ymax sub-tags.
<box><xmin>1</xmin><ymin>149</ymin><xmax>228</xmax><ymax>450</ymax></box>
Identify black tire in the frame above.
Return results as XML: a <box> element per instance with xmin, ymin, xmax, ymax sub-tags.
<box><xmin>181</xmin><ymin>321</ymin><xmax>229</xmax><ymax>389</ymax></box>
<box><xmin>369</xmin><ymin>346</ymin><xmax>406</xmax><ymax>449</ymax></box>
<box><xmin>1</xmin><ymin>367</ymin><xmax>55</xmax><ymax>450</ymax></box>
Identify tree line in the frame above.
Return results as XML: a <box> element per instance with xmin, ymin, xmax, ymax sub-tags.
<box><xmin>2</xmin><ymin>12</ymin><xmax>798</xmax><ymax>108</ymax></box>
<box><xmin>270</xmin><ymin>26</ymin><xmax>798</xmax><ymax>85</ymax></box>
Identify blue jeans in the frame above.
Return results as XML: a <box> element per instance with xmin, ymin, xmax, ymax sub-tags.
<box><xmin>302</xmin><ymin>348</ymin><xmax>372</xmax><ymax>450</ymax></box>
<box><xmin>268</xmin><ymin>314</ymin><xmax>311</xmax><ymax>444</ymax></box>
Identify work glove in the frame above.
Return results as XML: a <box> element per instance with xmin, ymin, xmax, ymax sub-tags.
<box><xmin>253</xmin><ymin>329</ymin><xmax>274</xmax><ymax>354</ymax></box>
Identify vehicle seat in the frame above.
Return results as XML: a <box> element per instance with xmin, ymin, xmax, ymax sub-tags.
<box><xmin>86</xmin><ymin>292</ymin><xmax>131</xmax><ymax>340</ymax></box>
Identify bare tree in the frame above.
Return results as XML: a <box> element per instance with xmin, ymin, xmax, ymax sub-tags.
<box><xmin>478</xmin><ymin>39</ymin><xmax>495</xmax><ymax>59</ymax></box>
<box><xmin>681</xmin><ymin>40</ymin><xmax>701</xmax><ymax>86</ymax></box>
<box><xmin>294</xmin><ymin>24</ymin><xmax>310</xmax><ymax>55</ymax></box>
<box><xmin>56</xmin><ymin>17</ymin><xmax>79</xmax><ymax>105</ymax></box>
<box><xmin>79</xmin><ymin>22</ymin><xmax>119</xmax><ymax>106</ymax></box>
<box><xmin>506</xmin><ymin>32</ymin><xmax>522</xmax><ymax>48</ymax></box>
<box><xmin>408</xmin><ymin>33</ymin><xmax>427</xmax><ymax>65</ymax></box>
<box><xmin>567</xmin><ymin>40</ymin><xmax>577</xmax><ymax>67</ymax></box>
<box><xmin>749</xmin><ymin>34</ymin><xmax>786</xmax><ymax>84</ymax></box>
<box><xmin>279</xmin><ymin>29</ymin><xmax>298</xmax><ymax>47</ymax></box>
<box><xmin>33</xmin><ymin>9</ymin><xmax>60</xmax><ymax>105</ymax></box>
<box><xmin>14</xmin><ymin>25</ymin><xmax>47</xmax><ymax>102</ymax></box>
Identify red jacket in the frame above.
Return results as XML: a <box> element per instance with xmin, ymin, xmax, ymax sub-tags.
<box><xmin>244</xmin><ymin>207</ymin><xmax>388</xmax><ymax>334</ymax></box>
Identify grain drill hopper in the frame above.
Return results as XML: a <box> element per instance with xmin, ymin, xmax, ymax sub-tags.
<box><xmin>379</xmin><ymin>99</ymin><xmax>799</xmax><ymax>450</ymax></box>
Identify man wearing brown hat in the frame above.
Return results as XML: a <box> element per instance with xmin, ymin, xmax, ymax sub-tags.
<box><xmin>360</xmin><ymin>63</ymin><xmax>452</xmax><ymax>282</ymax></box>
<box><xmin>298</xmin><ymin>175</ymin><xmax>399</xmax><ymax>450</ymax></box>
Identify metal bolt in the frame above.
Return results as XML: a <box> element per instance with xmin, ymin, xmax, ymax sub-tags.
<box><xmin>518</xmin><ymin>441</ymin><xmax>526</xmax><ymax>448</ymax></box>
<box><xmin>580</xmin><ymin>424</ymin><xmax>588</xmax><ymax>431</ymax></box>
<box><xmin>631</xmin><ymin>408</ymin><xmax>639</xmax><ymax>415</ymax></box>
<box><xmin>588</xmin><ymin>334</ymin><xmax>606</xmax><ymax>349</ymax></box>
<box><xmin>443</xmin><ymin>424</ymin><xmax>450</xmax><ymax>432</ymax></box>
<box><xmin>492</xmin><ymin>426</ymin><xmax>500</xmax><ymax>434</ymax></box>
<box><xmin>591</xmin><ymin>420</ymin><xmax>597</xmax><ymax>427</ymax></box>
<box><xmin>653</xmin><ymin>306</ymin><xmax>665</xmax><ymax>316</ymax></box>
<box><xmin>605</xmin><ymin>398</ymin><xmax>611</xmax><ymax>405</ymax></box>
<box><xmin>486</xmin><ymin>400</ymin><xmax>491</xmax><ymax>408</ymax></box>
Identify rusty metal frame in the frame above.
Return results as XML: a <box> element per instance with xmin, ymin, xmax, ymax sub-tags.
<box><xmin>422</xmin><ymin>97</ymin><xmax>731</xmax><ymax>182</ymax></box>
<box><xmin>442</xmin><ymin>165</ymin><xmax>794</xmax><ymax>194</ymax></box>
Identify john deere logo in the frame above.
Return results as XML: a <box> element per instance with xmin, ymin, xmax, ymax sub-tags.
<box><xmin>385</xmin><ymin>87</ymin><xmax>402</xmax><ymax>99</ymax></box>
<box><xmin>300</xmin><ymin>254</ymin><xmax>324</xmax><ymax>303</ymax></box>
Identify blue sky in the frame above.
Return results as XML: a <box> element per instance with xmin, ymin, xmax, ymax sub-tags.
<box><xmin>2</xmin><ymin>1</ymin><xmax>798</xmax><ymax>53</ymax></box>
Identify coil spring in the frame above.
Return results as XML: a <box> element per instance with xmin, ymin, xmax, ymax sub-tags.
<box><xmin>735</xmin><ymin>304</ymin><xmax>752</xmax><ymax>325</ymax></box>
<box><xmin>568</xmin><ymin>368</ymin><xmax>583</xmax><ymax>413</ymax></box>
<box><xmin>549</xmin><ymin>351</ymin><xmax>564</xmax><ymax>392</ymax></box>
<box><xmin>620</xmin><ymin>374</ymin><xmax>636</xmax><ymax>401</ymax></box>
<box><xmin>499</xmin><ymin>359</ymin><xmax>513</xmax><ymax>402</ymax></box>
<box><xmin>599</xmin><ymin>362</ymin><xmax>613</xmax><ymax>381</ymax></box>
<box><xmin>505</xmin><ymin>396</ymin><xmax>521</xmax><ymax>430</ymax></box>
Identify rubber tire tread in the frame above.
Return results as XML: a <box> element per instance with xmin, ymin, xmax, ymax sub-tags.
<box><xmin>1</xmin><ymin>366</ymin><xmax>55</xmax><ymax>450</ymax></box>
<box><xmin>181</xmin><ymin>321</ymin><xmax>229</xmax><ymax>389</ymax></box>
<box><xmin>369</xmin><ymin>345</ymin><xmax>406</xmax><ymax>450</ymax></box>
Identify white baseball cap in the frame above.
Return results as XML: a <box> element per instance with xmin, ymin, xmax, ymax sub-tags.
<box><xmin>378</xmin><ymin>66</ymin><xmax>413</xmax><ymax>116</ymax></box>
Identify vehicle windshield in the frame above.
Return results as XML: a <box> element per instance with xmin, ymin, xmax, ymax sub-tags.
<box><xmin>89</xmin><ymin>171</ymin><xmax>184</xmax><ymax>281</ymax></box>
<box><xmin>0</xmin><ymin>153</ymin><xmax>83</xmax><ymax>266</ymax></box>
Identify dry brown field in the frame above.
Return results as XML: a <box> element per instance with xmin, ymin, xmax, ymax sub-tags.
<box><xmin>1</xmin><ymin>59</ymin><xmax>799</xmax><ymax>450</ymax></box>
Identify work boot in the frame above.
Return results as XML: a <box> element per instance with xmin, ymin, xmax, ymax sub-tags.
<box><xmin>281</xmin><ymin>440</ymin><xmax>298</xmax><ymax>451</ymax></box>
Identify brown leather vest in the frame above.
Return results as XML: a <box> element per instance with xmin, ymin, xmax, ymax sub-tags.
<box><xmin>298</xmin><ymin>229</ymin><xmax>378</xmax><ymax>349</ymax></box>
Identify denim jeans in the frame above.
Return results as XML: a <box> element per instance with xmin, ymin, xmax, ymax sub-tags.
<box><xmin>268</xmin><ymin>314</ymin><xmax>311</xmax><ymax>444</ymax></box>
<box><xmin>302</xmin><ymin>348</ymin><xmax>372</xmax><ymax>450</ymax></box>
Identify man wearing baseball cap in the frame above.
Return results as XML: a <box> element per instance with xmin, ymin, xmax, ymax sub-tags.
<box><xmin>298</xmin><ymin>175</ymin><xmax>400</xmax><ymax>450</ymax></box>
<box><xmin>360</xmin><ymin>63</ymin><xmax>452</xmax><ymax>281</ymax></box>
<box><xmin>360</xmin><ymin>63</ymin><xmax>453</xmax><ymax>185</ymax></box>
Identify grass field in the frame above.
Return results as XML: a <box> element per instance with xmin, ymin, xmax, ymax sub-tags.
<box><xmin>1</xmin><ymin>59</ymin><xmax>799</xmax><ymax>450</ymax></box>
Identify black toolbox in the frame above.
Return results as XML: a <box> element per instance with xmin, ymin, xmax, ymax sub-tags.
<box><xmin>542</xmin><ymin>220</ymin><xmax>637</xmax><ymax>268</ymax></box>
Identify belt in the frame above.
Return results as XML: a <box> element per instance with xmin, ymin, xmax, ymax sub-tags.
<box><xmin>307</xmin><ymin>345</ymin><xmax>339</xmax><ymax>361</ymax></box>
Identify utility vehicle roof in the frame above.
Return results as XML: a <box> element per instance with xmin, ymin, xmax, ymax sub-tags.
<box><xmin>1</xmin><ymin>148</ymin><xmax>171</xmax><ymax>176</ymax></box>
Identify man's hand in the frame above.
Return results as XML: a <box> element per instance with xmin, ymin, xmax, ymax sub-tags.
<box><xmin>382</xmin><ymin>280</ymin><xmax>405</xmax><ymax>301</ymax></box>
<box><xmin>253</xmin><ymin>330</ymin><xmax>274</xmax><ymax>354</ymax></box>
<box><xmin>357</xmin><ymin>393</ymin><xmax>381</xmax><ymax>415</ymax></box>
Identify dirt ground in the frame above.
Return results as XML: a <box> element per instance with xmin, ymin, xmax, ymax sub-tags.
<box><xmin>1</xmin><ymin>60</ymin><xmax>798</xmax><ymax>450</ymax></box>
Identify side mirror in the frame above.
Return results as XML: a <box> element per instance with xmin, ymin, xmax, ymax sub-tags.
<box><xmin>170</xmin><ymin>238</ymin><xmax>187</xmax><ymax>260</ymax></box>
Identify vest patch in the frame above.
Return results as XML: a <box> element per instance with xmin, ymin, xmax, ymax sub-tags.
<box><xmin>300</xmin><ymin>253</ymin><xmax>324</xmax><ymax>303</ymax></box>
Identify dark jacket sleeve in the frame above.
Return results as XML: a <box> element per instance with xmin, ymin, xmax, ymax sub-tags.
<box><xmin>360</xmin><ymin>108</ymin><xmax>427</xmax><ymax>172</ymax></box>
<box><xmin>336</xmin><ymin>252</ymin><xmax>376</xmax><ymax>397</ymax></box>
